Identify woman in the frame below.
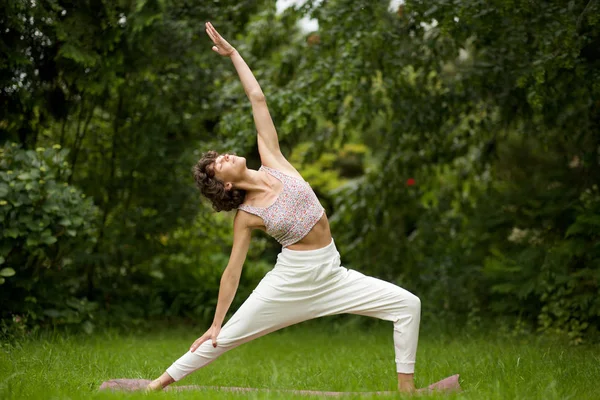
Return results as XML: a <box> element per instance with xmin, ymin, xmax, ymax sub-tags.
<box><xmin>147</xmin><ymin>22</ymin><xmax>424</xmax><ymax>393</ymax></box>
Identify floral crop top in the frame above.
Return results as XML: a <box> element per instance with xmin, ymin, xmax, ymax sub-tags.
<box><xmin>237</xmin><ymin>165</ymin><xmax>325</xmax><ymax>247</ymax></box>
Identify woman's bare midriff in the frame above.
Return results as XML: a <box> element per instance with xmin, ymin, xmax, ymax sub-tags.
<box><xmin>285</xmin><ymin>213</ymin><xmax>332</xmax><ymax>251</ymax></box>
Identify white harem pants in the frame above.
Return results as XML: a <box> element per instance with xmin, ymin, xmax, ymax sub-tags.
<box><xmin>166</xmin><ymin>239</ymin><xmax>420</xmax><ymax>381</ymax></box>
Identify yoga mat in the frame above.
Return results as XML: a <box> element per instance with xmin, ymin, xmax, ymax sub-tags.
<box><xmin>98</xmin><ymin>374</ymin><xmax>461</xmax><ymax>395</ymax></box>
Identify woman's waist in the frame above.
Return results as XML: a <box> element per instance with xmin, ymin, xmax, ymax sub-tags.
<box><xmin>276</xmin><ymin>236</ymin><xmax>337</xmax><ymax>265</ymax></box>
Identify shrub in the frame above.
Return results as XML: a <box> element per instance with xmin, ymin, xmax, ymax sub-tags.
<box><xmin>0</xmin><ymin>142</ymin><xmax>99</xmax><ymax>336</ymax></box>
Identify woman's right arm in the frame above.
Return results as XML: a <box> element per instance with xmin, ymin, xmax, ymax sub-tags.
<box><xmin>189</xmin><ymin>211</ymin><xmax>252</xmax><ymax>352</ymax></box>
<box><xmin>212</xmin><ymin>211</ymin><xmax>252</xmax><ymax>326</ymax></box>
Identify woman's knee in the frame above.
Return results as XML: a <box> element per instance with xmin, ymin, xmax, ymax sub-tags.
<box><xmin>388</xmin><ymin>291</ymin><xmax>420</xmax><ymax>328</ymax></box>
<box><xmin>410</xmin><ymin>294</ymin><xmax>421</xmax><ymax>314</ymax></box>
<box><xmin>402</xmin><ymin>292</ymin><xmax>421</xmax><ymax>317</ymax></box>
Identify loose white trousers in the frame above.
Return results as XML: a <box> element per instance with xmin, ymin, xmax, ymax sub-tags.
<box><xmin>166</xmin><ymin>240</ymin><xmax>420</xmax><ymax>381</ymax></box>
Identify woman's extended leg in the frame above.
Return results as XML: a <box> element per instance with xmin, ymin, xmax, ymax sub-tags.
<box><xmin>148</xmin><ymin>268</ymin><xmax>317</xmax><ymax>390</ymax></box>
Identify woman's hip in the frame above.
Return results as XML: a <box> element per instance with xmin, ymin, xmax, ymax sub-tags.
<box><xmin>252</xmin><ymin>240</ymin><xmax>343</xmax><ymax>302</ymax></box>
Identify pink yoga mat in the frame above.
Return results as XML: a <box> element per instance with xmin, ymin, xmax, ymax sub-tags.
<box><xmin>98</xmin><ymin>374</ymin><xmax>461</xmax><ymax>395</ymax></box>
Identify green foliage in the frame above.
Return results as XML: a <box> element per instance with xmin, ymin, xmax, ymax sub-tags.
<box><xmin>1</xmin><ymin>0</ymin><xmax>272</xmax><ymax>334</ymax></box>
<box><xmin>267</xmin><ymin>0</ymin><xmax>600</xmax><ymax>340</ymax></box>
<box><xmin>289</xmin><ymin>142</ymin><xmax>369</xmax><ymax>212</ymax></box>
<box><xmin>2</xmin><ymin>0</ymin><xmax>599</xmax><ymax>342</ymax></box>
<box><xmin>0</xmin><ymin>142</ymin><xmax>99</xmax><ymax>333</ymax></box>
<box><xmin>111</xmin><ymin>205</ymin><xmax>272</xmax><ymax>325</ymax></box>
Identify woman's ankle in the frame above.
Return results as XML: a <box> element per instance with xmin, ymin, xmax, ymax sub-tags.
<box><xmin>397</xmin><ymin>372</ymin><xmax>415</xmax><ymax>392</ymax></box>
<box><xmin>146</xmin><ymin>372</ymin><xmax>175</xmax><ymax>391</ymax></box>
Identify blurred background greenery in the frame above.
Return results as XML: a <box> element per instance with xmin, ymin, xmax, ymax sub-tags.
<box><xmin>1</xmin><ymin>0</ymin><xmax>599</xmax><ymax>344</ymax></box>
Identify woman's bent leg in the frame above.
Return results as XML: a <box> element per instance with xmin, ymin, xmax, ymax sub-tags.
<box><xmin>311</xmin><ymin>265</ymin><xmax>421</xmax><ymax>376</ymax></box>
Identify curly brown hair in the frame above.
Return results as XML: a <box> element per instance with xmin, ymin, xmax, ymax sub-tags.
<box><xmin>191</xmin><ymin>150</ymin><xmax>246</xmax><ymax>212</ymax></box>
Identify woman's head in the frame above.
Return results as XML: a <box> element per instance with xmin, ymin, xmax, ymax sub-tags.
<box><xmin>192</xmin><ymin>150</ymin><xmax>247</xmax><ymax>212</ymax></box>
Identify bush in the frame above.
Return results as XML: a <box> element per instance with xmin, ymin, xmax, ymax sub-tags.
<box><xmin>101</xmin><ymin>205</ymin><xmax>274</xmax><ymax>327</ymax></box>
<box><xmin>0</xmin><ymin>142</ymin><xmax>99</xmax><ymax>336</ymax></box>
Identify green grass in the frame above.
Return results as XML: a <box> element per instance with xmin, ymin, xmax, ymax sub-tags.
<box><xmin>1</xmin><ymin>318</ymin><xmax>598</xmax><ymax>399</ymax></box>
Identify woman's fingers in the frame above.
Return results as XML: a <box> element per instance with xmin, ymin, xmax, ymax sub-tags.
<box><xmin>207</xmin><ymin>21</ymin><xmax>217</xmax><ymax>35</ymax></box>
<box><xmin>205</xmin><ymin>23</ymin><xmax>216</xmax><ymax>40</ymax></box>
<box><xmin>211</xmin><ymin>26</ymin><xmax>223</xmax><ymax>41</ymax></box>
<box><xmin>206</xmin><ymin>28</ymin><xmax>221</xmax><ymax>47</ymax></box>
<box><xmin>205</xmin><ymin>27</ymin><xmax>217</xmax><ymax>43</ymax></box>
<box><xmin>211</xmin><ymin>327</ymin><xmax>221</xmax><ymax>347</ymax></box>
<box><xmin>189</xmin><ymin>325</ymin><xmax>221</xmax><ymax>352</ymax></box>
<box><xmin>189</xmin><ymin>334</ymin><xmax>208</xmax><ymax>352</ymax></box>
<box><xmin>207</xmin><ymin>22</ymin><xmax>224</xmax><ymax>42</ymax></box>
<box><xmin>206</xmin><ymin>22</ymin><xmax>216</xmax><ymax>38</ymax></box>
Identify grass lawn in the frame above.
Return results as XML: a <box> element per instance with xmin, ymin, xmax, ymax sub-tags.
<box><xmin>0</xmin><ymin>318</ymin><xmax>598</xmax><ymax>399</ymax></box>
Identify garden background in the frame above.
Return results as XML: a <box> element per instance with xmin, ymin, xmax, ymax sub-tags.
<box><xmin>1</xmin><ymin>0</ymin><xmax>599</xmax><ymax>397</ymax></box>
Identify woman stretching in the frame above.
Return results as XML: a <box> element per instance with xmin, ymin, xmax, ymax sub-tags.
<box><xmin>147</xmin><ymin>22</ymin><xmax>424</xmax><ymax>393</ymax></box>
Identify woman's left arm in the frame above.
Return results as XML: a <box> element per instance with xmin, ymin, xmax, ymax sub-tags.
<box><xmin>205</xmin><ymin>22</ymin><xmax>288</xmax><ymax>169</ymax></box>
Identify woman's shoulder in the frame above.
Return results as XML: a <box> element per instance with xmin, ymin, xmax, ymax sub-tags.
<box><xmin>258</xmin><ymin>150</ymin><xmax>304</xmax><ymax>180</ymax></box>
<box><xmin>260</xmin><ymin>163</ymin><xmax>305</xmax><ymax>181</ymax></box>
<box><xmin>235</xmin><ymin>205</ymin><xmax>266</xmax><ymax>229</ymax></box>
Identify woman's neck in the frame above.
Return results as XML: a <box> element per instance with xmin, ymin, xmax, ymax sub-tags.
<box><xmin>233</xmin><ymin>168</ymin><xmax>275</xmax><ymax>196</ymax></box>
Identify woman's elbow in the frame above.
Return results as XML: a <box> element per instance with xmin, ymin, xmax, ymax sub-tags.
<box><xmin>249</xmin><ymin>91</ymin><xmax>266</xmax><ymax>102</ymax></box>
<box><xmin>222</xmin><ymin>266</ymin><xmax>242</xmax><ymax>282</ymax></box>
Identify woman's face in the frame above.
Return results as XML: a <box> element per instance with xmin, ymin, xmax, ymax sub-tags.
<box><xmin>213</xmin><ymin>153</ymin><xmax>246</xmax><ymax>189</ymax></box>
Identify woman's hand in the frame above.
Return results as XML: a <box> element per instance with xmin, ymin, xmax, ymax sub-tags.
<box><xmin>189</xmin><ymin>324</ymin><xmax>222</xmax><ymax>352</ymax></box>
<box><xmin>205</xmin><ymin>22</ymin><xmax>236</xmax><ymax>57</ymax></box>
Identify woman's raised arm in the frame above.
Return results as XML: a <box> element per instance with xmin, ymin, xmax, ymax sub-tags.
<box><xmin>205</xmin><ymin>22</ymin><xmax>290</xmax><ymax>170</ymax></box>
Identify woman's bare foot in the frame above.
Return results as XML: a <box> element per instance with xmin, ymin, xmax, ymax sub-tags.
<box><xmin>145</xmin><ymin>372</ymin><xmax>175</xmax><ymax>392</ymax></box>
<box><xmin>398</xmin><ymin>382</ymin><xmax>417</xmax><ymax>393</ymax></box>
<box><xmin>145</xmin><ymin>380</ymin><xmax>162</xmax><ymax>392</ymax></box>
